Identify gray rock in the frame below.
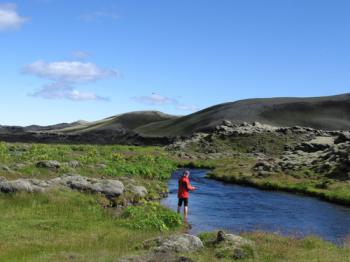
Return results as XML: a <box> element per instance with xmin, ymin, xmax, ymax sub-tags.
<box><xmin>253</xmin><ymin>161</ymin><xmax>273</xmax><ymax>172</ymax></box>
<box><xmin>36</xmin><ymin>160</ymin><xmax>61</xmax><ymax>169</ymax></box>
<box><xmin>0</xmin><ymin>164</ymin><xmax>14</xmax><ymax>173</ymax></box>
<box><xmin>68</xmin><ymin>160</ymin><xmax>80</xmax><ymax>168</ymax></box>
<box><xmin>335</xmin><ymin>133</ymin><xmax>350</xmax><ymax>144</ymax></box>
<box><xmin>0</xmin><ymin>179</ymin><xmax>43</xmax><ymax>193</ymax></box>
<box><xmin>222</xmin><ymin>120</ymin><xmax>233</xmax><ymax>127</ymax></box>
<box><xmin>214</xmin><ymin>231</ymin><xmax>255</xmax><ymax>260</ymax></box>
<box><xmin>96</xmin><ymin>163</ymin><xmax>107</xmax><ymax>169</ymax></box>
<box><xmin>129</xmin><ymin>185</ymin><xmax>148</xmax><ymax>198</ymax></box>
<box><xmin>0</xmin><ymin>174</ymin><xmax>124</xmax><ymax>196</ymax></box>
<box><xmin>152</xmin><ymin>234</ymin><xmax>204</xmax><ymax>253</ymax></box>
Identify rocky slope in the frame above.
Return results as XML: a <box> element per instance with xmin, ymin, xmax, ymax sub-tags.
<box><xmin>168</xmin><ymin>120</ymin><xmax>350</xmax><ymax>204</ymax></box>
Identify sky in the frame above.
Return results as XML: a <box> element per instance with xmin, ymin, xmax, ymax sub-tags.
<box><xmin>1</xmin><ymin>0</ymin><xmax>350</xmax><ymax>126</ymax></box>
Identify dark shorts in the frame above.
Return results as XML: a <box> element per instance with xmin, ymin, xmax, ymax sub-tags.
<box><xmin>178</xmin><ymin>198</ymin><xmax>188</xmax><ymax>207</ymax></box>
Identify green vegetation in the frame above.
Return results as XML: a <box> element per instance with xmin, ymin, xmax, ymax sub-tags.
<box><xmin>119</xmin><ymin>202</ymin><xmax>182</xmax><ymax>231</ymax></box>
<box><xmin>0</xmin><ymin>142</ymin><xmax>177</xmax><ymax>180</ymax></box>
<box><xmin>189</xmin><ymin>231</ymin><xmax>350</xmax><ymax>262</ymax></box>
<box><xmin>1</xmin><ymin>188</ymin><xmax>348</xmax><ymax>261</ymax></box>
<box><xmin>1</xmin><ymin>140</ymin><xmax>350</xmax><ymax>261</ymax></box>
<box><xmin>0</xmin><ymin>190</ymin><xmax>179</xmax><ymax>262</ymax></box>
<box><xmin>205</xmin><ymin>157</ymin><xmax>350</xmax><ymax>206</ymax></box>
<box><xmin>175</xmin><ymin>131</ymin><xmax>350</xmax><ymax>206</ymax></box>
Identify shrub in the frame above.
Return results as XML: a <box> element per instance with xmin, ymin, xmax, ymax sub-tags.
<box><xmin>119</xmin><ymin>202</ymin><xmax>182</xmax><ymax>231</ymax></box>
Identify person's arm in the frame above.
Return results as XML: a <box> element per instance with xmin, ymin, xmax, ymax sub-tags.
<box><xmin>186</xmin><ymin>179</ymin><xmax>196</xmax><ymax>191</ymax></box>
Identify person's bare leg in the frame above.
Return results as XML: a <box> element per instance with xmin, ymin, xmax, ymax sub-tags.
<box><xmin>184</xmin><ymin>206</ymin><xmax>188</xmax><ymax>222</ymax></box>
<box><xmin>177</xmin><ymin>205</ymin><xmax>181</xmax><ymax>214</ymax></box>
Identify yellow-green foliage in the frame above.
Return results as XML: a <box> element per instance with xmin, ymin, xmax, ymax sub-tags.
<box><xmin>119</xmin><ymin>202</ymin><xmax>183</xmax><ymax>231</ymax></box>
<box><xmin>0</xmin><ymin>142</ymin><xmax>177</xmax><ymax>180</ymax></box>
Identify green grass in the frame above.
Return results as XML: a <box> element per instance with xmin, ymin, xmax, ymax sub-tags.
<box><xmin>203</xmin><ymin>157</ymin><xmax>350</xmax><ymax>206</ymax></box>
<box><xmin>0</xmin><ymin>142</ymin><xmax>177</xmax><ymax>181</ymax></box>
<box><xmin>0</xmin><ymin>190</ymin><xmax>348</xmax><ymax>262</ymax></box>
<box><xmin>1</xmin><ymin>140</ymin><xmax>350</xmax><ymax>261</ymax></box>
<box><xmin>189</xmin><ymin>231</ymin><xmax>350</xmax><ymax>262</ymax></box>
<box><xmin>0</xmin><ymin>190</ymin><xmax>181</xmax><ymax>262</ymax></box>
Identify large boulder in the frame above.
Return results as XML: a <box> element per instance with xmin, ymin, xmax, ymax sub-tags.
<box><xmin>0</xmin><ymin>179</ymin><xmax>44</xmax><ymax>193</ymax></box>
<box><xmin>151</xmin><ymin>234</ymin><xmax>204</xmax><ymax>253</ymax></box>
<box><xmin>128</xmin><ymin>185</ymin><xmax>148</xmax><ymax>198</ymax></box>
<box><xmin>56</xmin><ymin>174</ymin><xmax>125</xmax><ymax>197</ymax></box>
<box><xmin>119</xmin><ymin>234</ymin><xmax>202</xmax><ymax>262</ymax></box>
<box><xmin>0</xmin><ymin>174</ymin><xmax>125</xmax><ymax>196</ymax></box>
<box><xmin>214</xmin><ymin>231</ymin><xmax>255</xmax><ymax>260</ymax></box>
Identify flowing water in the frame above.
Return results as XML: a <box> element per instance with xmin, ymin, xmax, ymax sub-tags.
<box><xmin>161</xmin><ymin>169</ymin><xmax>350</xmax><ymax>243</ymax></box>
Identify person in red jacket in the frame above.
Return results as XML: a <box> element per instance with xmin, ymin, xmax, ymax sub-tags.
<box><xmin>177</xmin><ymin>170</ymin><xmax>196</xmax><ymax>221</ymax></box>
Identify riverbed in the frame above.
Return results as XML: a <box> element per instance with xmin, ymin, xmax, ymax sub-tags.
<box><xmin>161</xmin><ymin>169</ymin><xmax>350</xmax><ymax>243</ymax></box>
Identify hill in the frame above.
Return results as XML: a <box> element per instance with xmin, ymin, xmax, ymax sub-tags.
<box><xmin>135</xmin><ymin>93</ymin><xmax>350</xmax><ymax>137</ymax></box>
<box><xmin>50</xmin><ymin>111</ymin><xmax>179</xmax><ymax>134</ymax></box>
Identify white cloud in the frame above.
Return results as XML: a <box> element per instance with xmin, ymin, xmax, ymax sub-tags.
<box><xmin>23</xmin><ymin>60</ymin><xmax>118</xmax><ymax>83</ymax></box>
<box><xmin>24</xmin><ymin>60</ymin><xmax>117</xmax><ymax>101</ymax></box>
<box><xmin>29</xmin><ymin>82</ymin><xmax>108</xmax><ymax>101</ymax></box>
<box><xmin>80</xmin><ymin>11</ymin><xmax>118</xmax><ymax>22</ymax></box>
<box><xmin>132</xmin><ymin>93</ymin><xmax>198</xmax><ymax>112</ymax></box>
<box><xmin>0</xmin><ymin>3</ymin><xmax>28</xmax><ymax>31</ymax></box>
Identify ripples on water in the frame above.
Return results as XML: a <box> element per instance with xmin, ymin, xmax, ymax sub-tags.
<box><xmin>161</xmin><ymin>169</ymin><xmax>350</xmax><ymax>244</ymax></box>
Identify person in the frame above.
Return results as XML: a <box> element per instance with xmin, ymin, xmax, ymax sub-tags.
<box><xmin>177</xmin><ymin>170</ymin><xmax>196</xmax><ymax>221</ymax></box>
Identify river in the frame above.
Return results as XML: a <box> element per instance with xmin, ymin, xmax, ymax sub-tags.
<box><xmin>161</xmin><ymin>169</ymin><xmax>350</xmax><ymax>244</ymax></box>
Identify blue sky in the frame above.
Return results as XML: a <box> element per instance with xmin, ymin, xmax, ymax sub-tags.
<box><xmin>1</xmin><ymin>0</ymin><xmax>350</xmax><ymax>125</ymax></box>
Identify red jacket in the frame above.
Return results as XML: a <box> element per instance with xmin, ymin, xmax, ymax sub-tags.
<box><xmin>178</xmin><ymin>176</ymin><xmax>195</xmax><ymax>198</ymax></box>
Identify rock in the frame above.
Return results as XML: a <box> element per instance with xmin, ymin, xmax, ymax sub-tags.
<box><xmin>150</xmin><ymin>234</ymin><xmax>204</xmax><ymax>253</ymax></box>
<box><xmin>0</xmin><ymin>164</ymin><xmax>13</xmax><ymax>173</ymax></box>
<box><xmin>118</xmin><ymin>254</ymin><xmax>195</xmax><ymax>262</ymax></box>
<box><xmin>63</xmin><ymin>174</ymin><xmax>124</xmax><ymax>197</ymax></box>
<box><xmin>120</xmin><ymin>234</ymin><xmax>202</xmax><ymax>262</ymax></box>
<box><xmin>214</xmin><ymin>231</ymin><xmax>255</xmax><ymax>260</ymax></box>
<box><xmin>68</xmin><ymin>160</ymin><xmax>80</xmax><ymax>168</ymax></box>
<box><xmin>96</xmin><ymin>180</ymin><xmax>124</xmax><ymax>197</ymax></box>
<box><xmin>295</xmin><ymin>142</ymin><xmax>329</xmax><ymax>153</ymax></box>
<box><xmin>129</xmin><ymin>185</ymin><xmax>148</xmax><ymax>198</ymax></box>
<box><xmin>0</xmin><ymin>179</ymin><xmax>44</xmax><ymax>193</ymax></box>
<box><xmin>96</xmin><ymin>163</ymin><xmax>107</xmax><ymax>169</ymax></box>
<box><xmin>222</xmin><ymin>120</ymin><xmax>233</xmax><ymax>127</ymax></box>
<box><xmin>0</xmin><ymin>174</ymin><xmax>124</xmax><ymax>196</ymax></box>
<box><xmin>335</xmin><ymin>133</ymin><xmax>350</xmax><ymax>144</ymax></box>
<box><xmin>36</xmin><ymin>160</ymin><xmax>61</xmax><ymax>169</ymax></box>
<box><xmin>12</xmin><ymin>163</ymin><xmax>26</xmax><ymax>170</ymax></box>
<box><xmin>253</xmin><ymin>161</ymin><xmax>273</xmax><ymax>172</ymax></box>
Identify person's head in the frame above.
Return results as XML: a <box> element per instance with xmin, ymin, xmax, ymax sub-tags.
<box><xmin>183</xmin><ymin>170</ymin><xmax>190</xmax><ymax>177</ymax></box>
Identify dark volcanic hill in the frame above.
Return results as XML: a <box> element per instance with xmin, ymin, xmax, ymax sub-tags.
<box><xmin>0</xmin><ymin>94</ymin><xmax>349</xmax><ymax>144</ymax></box>
<box><xmin>52</xmin><ymin>111</ymin><xmax>179</xmax><ymax>134</ymax></box>
<box><xmin>135</xmin><ymin>93</ymin><xmax>350</xmax><ymax>137</ymax></box>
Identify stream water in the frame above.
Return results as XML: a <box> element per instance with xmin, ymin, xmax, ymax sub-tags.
<box><xmin>161</xmin><ymin>169</ymin><xmax>350</xmax><ymax>244</ymax></box>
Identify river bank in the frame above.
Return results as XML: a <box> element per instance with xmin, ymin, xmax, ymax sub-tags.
<box><xmin>0</xmin><ymin>141</ymin><xmax>349</xmax><ymax>261</ymax></box>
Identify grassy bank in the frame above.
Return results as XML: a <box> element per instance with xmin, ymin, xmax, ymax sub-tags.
<box><xmin>198</xmin><ymin>156</ymin><xmax>350</xmax><ymax>206</ymax></box>
<box><xmin>177</xmin><ymin>145</ymin><xmax>350</xmax><ymax>207</ymax></box>
<box><xmin>189</xmin><ymin>231</ymin><xmax>350</xmax><ymax>262</ymax></box>
<box><xmin>0</xmin><ymin>142</ymin><xmax>177</xmax><ymax>180</ymax></box>
<box><xmin>0</xmin><ymin>190</ymin><xmax>182</xmax><ymax>262</ymax></box>
<box><xmin>1</xmin><ymin>141</ymin><xmax>350</xmax><ymax>261</ymax></box>
<box><xmin>0</xmin><ymin>190</ymin><xmax>349</xmax><ymax>262</ymax></box>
